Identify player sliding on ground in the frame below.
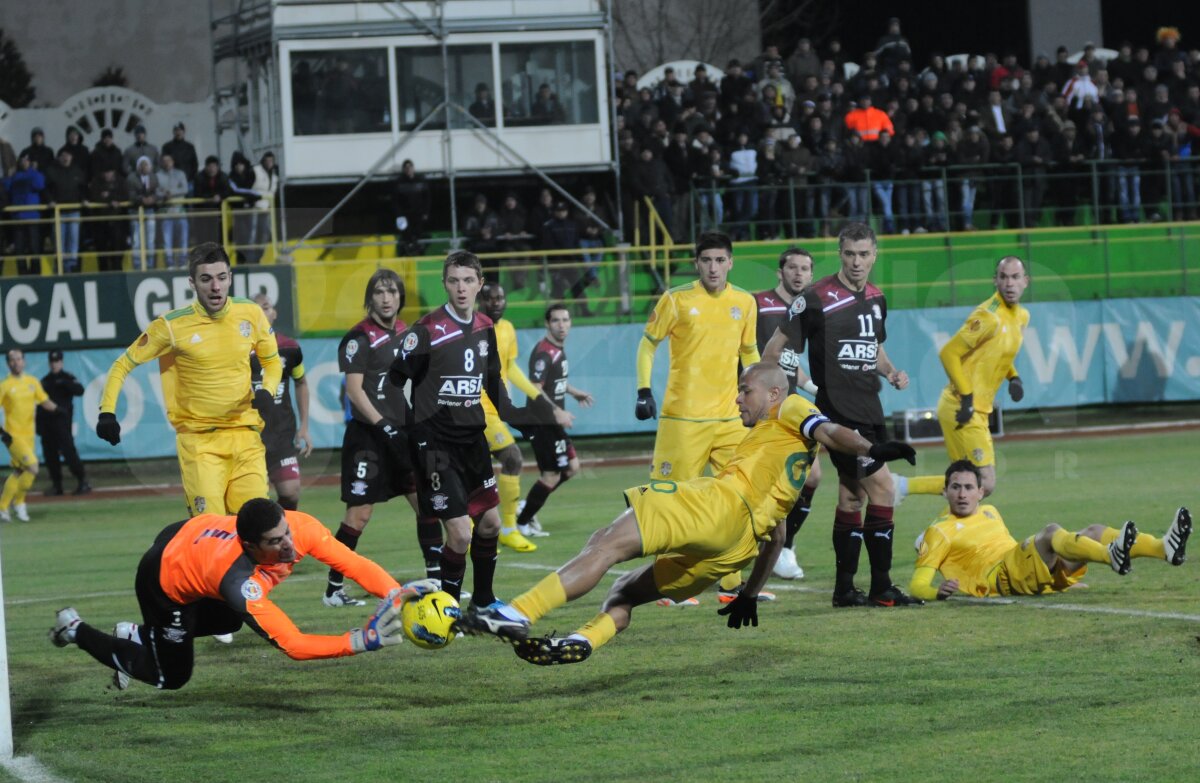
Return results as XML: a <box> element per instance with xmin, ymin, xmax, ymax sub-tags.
<box><xmin>909</xmin><ymin>460</ymin><xmax>1191</xmax><ymax>600</ymax></box>
<box><xmin>49</xmin><ymin>498</ymin><xmax>434</xmax><ymax>690</ymax></box>
<box><xmin>458</xmin><ymin>363</ymin><xmax>918</xmax><ymax>664</ymax></box>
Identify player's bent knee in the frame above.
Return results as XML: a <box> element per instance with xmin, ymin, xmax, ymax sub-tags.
<box><xmin>1079</xmin><ymin>523</ymin><xmax>1107</xmax><ymax>541</ymax></box>
<box><xmin>540</xmin><ymin>472</ymin><xmax>561</xmax><ymax>488</ymax></box>
<box><xmin>498</xmin><ymin>445</ymin><xmax>522</xmax><ymax>475</ymax></box>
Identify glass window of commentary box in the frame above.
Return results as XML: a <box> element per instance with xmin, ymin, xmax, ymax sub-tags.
<box><xmin>290</xmin><ymin>49</ymin><xmax>390</xmax><ymax>136</ymax></box>
<box><xmin>499</xmin><ymin>41</ymin><xmax>598</xmax><ymax>127</ymax></box>
<box><xmin>396</xmin><ymin>45</ymin><xmax>493</xmax><ymax>130</ymax></box>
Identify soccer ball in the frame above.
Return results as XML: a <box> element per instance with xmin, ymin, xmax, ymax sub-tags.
<box><xmin>400</xmin><ymin>590</ymin><xmax>460</xmax><ymax>650</ymax></box>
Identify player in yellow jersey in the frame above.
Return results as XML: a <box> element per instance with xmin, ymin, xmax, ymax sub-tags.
<box><xmin>635</xmin><ymin>231</ymin><xmax>761</xmax><ymax>605</ymax></box>
<box><xmin>97</xmin><ymin>242</ymin><xmax>281</xmax><ymax>517</ymax></box>
<box><xmin>909</xmin><ymin>461</ymin><xmax>1191</xmax><ymax>601</ymax></box>
<box><xmin>459</xmin><ymin>364</ymin><xmax>917</xmax><ymax>663</ymax></box>
<box><xmin>478</xmin><ymin>282</ymin><xmax>570</xmax><ymax>553</ymax></box>
<box><xmin>0</xmin><ymin>349</ymin><xmax>59</xmax><ymax>522</ymax></box>
<box><xmin>896</xmin><ymin>257</ymin><xmax>1029</xmax><ymax>502</ymax></box>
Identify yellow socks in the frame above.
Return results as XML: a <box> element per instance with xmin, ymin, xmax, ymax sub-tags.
<box><xmin>1050</xmin><ymin>528</ymin><xmax>1109</xmax><ymax>563</ymax></box>
<box><xmin>0</xmin><ymin>472</ymin><xmax>20</xmax><ymax>509</ymax></box>
<box><xmin>511</xmin><ymin>572</ymin><xmax>567</xmax><ymax>624</ymax></box>
<box><xmin>14</xmin><ymin>470</ymin><xmax>34</xmax><ymax>505</ymax></box>
<box><xmin>1100</xmin><ymin>526</ymin><xmax>1165</xmax><ymax>559</ymax></box>
<box><xmin>498</xmin><ymin>473</ymin><xmax>521</xmax><ymax>531</ymax></box>
<box><xmin>575</xmin><ymin>612</ymin><xmax>618</xmax><ymax>650</ymax></box>
<box><xmin>908</xmin><ymin>476</ymin><xmax>946</xmax><ymax>495</ymax></box>
<box><xmin>718</xmin><ymin>571</ymin><xmax>743</xmax><ymax>591</ymax></box>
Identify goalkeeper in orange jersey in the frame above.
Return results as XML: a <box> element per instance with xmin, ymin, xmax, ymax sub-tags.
<box><xmin>909</xmin><ymin>461</ymin><xmax>1191</xmax><ymax>601</ymax></box>
<box><xmin>49</xmin><ymin>498</ymin><xmax>437</xmax><ymax>690</ymax></box>
<box><xmin>895</xmin><ymin>256</ymin><xmax>1029</xmax><ymax>502</ymax></box>
<box><xmin>458</xmin><ymin>364</ymin><xmax>918</xmax><ymax>664</ymax></box>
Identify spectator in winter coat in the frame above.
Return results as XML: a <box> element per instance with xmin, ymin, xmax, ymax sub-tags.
<box><xmin>45</xmin><ymin>148</ymin><xmax>89</xmax><ymax>272</ymax></box>
<box><xmin>4</xmin><ymin>154</ymin><xmax>46</xmax><ymax>275</ymax></box>
<box><xmin>125</xmin><ymin>156</ymin><xmax>159</xmax><ymax>269</ymax></box>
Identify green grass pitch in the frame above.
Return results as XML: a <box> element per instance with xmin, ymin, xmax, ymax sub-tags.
<box><xmin>2</xmin><ymin>429</ymin><xmax>1198</xmax><ymax>782</ymax></box>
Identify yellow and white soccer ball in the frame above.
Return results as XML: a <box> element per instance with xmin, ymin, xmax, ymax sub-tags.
<box><xmin>400</xmin><ymin>590</ymin><xmax>460</xmax><ymax>650</ymax></box>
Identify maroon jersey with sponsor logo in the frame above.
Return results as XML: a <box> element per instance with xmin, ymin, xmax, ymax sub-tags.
<box><xmin>528</xmin><ymin>337</ymin><xmax>569</xmax><ymax>407</ymax></box>
<box><xmin>338</xmin><ymin>316</ymin><xmax>409</xmax><ymax>424</ymax></box>
<box><xmin>754</xmin><ymin>289</ymin><xmax>804</xmax><ymax>392</ymax></box>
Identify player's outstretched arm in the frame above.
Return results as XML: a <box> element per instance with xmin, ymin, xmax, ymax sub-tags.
<box><xmin>814</xmin><ymin>422</ymin><xmax>916</xmax><ymax>465</ymax></box>
<box><xmin>98</xmin><ymin>320</ymin><xmax>173</xmax><ymax>444</ymax></box>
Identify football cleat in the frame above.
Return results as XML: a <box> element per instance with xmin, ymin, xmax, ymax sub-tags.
<box><xmin>655</xmin><ymin>596</ymin><xmax>700</xmax><ymax>607</ymax></box>
<box><xmin>212</xmin><ymin>633</ymin><xmax>234</xmax><ymax>644</ymax></box>
<box><xmin>772</xmin><ymin>547</ymin><xmax>805</xmax><ymax>580</ymax></box>
<box><xmin>49</xmin><ymin>607</ymin><xmax>81</xmax><ymax>647</ymax></box>
<box><xmin>519</xmin><ymin>518</ymin><xmax>550</xmax><ymax>538</ymax></box>
<box><xmin>112</xmin><ymin>622</ymin><xmax>139</xmax><ymax>690</ymax></box>
<box><xmin>868</xmin><ymin>585</ymin><xmax>925</xmax><ymax>607</ymax></box>
<box><xmin>513</xmin><ymin>635</ymin><xmax>592</xmax><ymax>666</ymax></box>
<box><xmin>0</xmin><ymin>507</ymin><xmax>12</xmax><ymax>523</ymax></box>
<box><xmin>717</xmin><ymin>585</ymin><xmax>777</xmax><ymax>604</ymax></box>
<box><xmin>323</xmin><ymin>587</ymin><xmax>366</xmax><ymax>607</ymax></box>
<box><xmin>1164</xmin><ymin>507</ymin><xmax>1191</xmax><ymax>566</ymax></box>
<box><xmin>457</xmin><ymin>600</ymin><xmax>530</xmax><ymax>642</ymax></box>
<box><xmin>498</xmin><ymin>528</ymin><xmax>537</xmax><ymax>553</ymax></box>
<box><xmin>14</xmin><ymin>504</ymin><xmax>29</xmax><ymax>522</ymax></box>
<box><xmin>832</xmin><ymin>587</ymin><xmax>871</xmax><ymax>608</ymax></box>
<box><xmin>1108</xmin><ymin>520</ymin><xmax>1138</xmax><ymax>575</ymax></box>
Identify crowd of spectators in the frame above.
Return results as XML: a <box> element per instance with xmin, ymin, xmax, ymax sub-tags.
<box><xmin>615</xmin><ymin>21</ymin><xmax>1200</xmax><ymax>238</ymax></box>
<box><xmin>0</xmin><ymin>121</ymin><xmax>277</xmax><ymax>273</ymax></box>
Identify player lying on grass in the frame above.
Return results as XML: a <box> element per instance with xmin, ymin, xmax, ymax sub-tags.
<box><xmin>909</xmin><ymin>460</ymin><xmax>1191</xmax><ymax>600</ymax></box>
<box><xmin>457</xmin><ymin>363</ymin><xmax>918</xmax><ymax>665</ymax></box>
<box><xmin>49</xmin><ymin>498</ymin><xmax>434</xmax><ymax>690</ymax></box>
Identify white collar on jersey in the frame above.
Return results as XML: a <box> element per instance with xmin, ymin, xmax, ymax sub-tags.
<box><xmin>442</xmin><ymin>303</ymin><xmax>474</xmax><ymax>326</ymax></box>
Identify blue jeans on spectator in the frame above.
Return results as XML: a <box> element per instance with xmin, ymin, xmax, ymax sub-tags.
<box><xmin>698</xmin><ymin>190</ymin><xmax>724</xmax><ymax>231</ymax></box>
<box><xmin>1171</xmin><ymin>161</ymin><xmax>1196</xmax><ymax>218</ymax></box>
<box><xmin>731</xmin><ymin>182</ymin><xmax>758</xmax><ymax>239</ymax></box>
<box><xmin>922</xmin><ymin>180</ymin><xmax>947</xmax><ymax>231</ymax></box>
<box><xmin>579</xmin><ymin>237</ymin><xmax>603</xmax><ymax>281</ymax></box>
<box><xmin>961</xmin><ymin>179</ymin><xmax>978</xmax><ymax>228</ymax></box>
<box><xmin>872</xmin><ymin>181</ymin><xmax>895</xmax><ymax>233</ymax></box>
<box><xmin>59</xmin><ymin>210</ymin><xmax>81</xmax><ymax>272</ymax></box>
<box><xmin>845</xmin><ymin>183</ymin><xmax>868</xmax><ymax>223</ymax></box>
<box><xmin>160</xmin><ymin>211</ymin><xmax>189</xmax><ymax>269</ymax></box>
<box><xmin>1116</xmin><ymin>166</ymin><xmax>1141</xmax><ymax>222</ymax></box>
<box><xmin>130</xmin><ymin>210</ymin><xmax>157</xmax><ymax>270</ymax></box>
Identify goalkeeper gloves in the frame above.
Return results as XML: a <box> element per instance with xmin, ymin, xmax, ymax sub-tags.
<box><xmin>349</xmin><ymin>595</ymin><xmax>404</xmax><ymax>653</ymax></box>
<box><xmin>955</xmin><ymin>393</ymin><xmax>974</xmax><ymax>425</ymax></box>
<box><xmin>96</xmin><ymin>412</ymin><xmax>121</xmax><ymax>445</ymax></box>
<box><xmin>1008</xmin><ymin>376</ymin><xmax>1024</xmax><ymax>402</ymax></box>
<box><xmin>717</xmin><ymin>591</ymin><xmax>758</xmax><ymax>629</ymax></box>
<box><xmin>868</xmin><ymin>441</ymin><xmax>917</xmax><ymax>465</ymax></box>
<box><xmin>634</xmin><ymin>388</ymin><xmax>657</xmax><ymax>420</ymax></box>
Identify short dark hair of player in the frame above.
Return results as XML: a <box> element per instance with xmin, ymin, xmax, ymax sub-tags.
<box><xmin>236</xmin><ymin>497</ymin><xmax>285</xmax><ymax>544</ymax></box>
<box><xmin>443</xmin><ymin>250</ymin><xmax>483</xmax><ymax>281</ymax></box>
<box><xmin>695</xmin><ymin>231</ymin><xmax>733</xmax><ymax>258</ymax></box>
<box><xmin>944</xmin><ymin>459</ymin><xmax>982</xmax><ymax>488</ymax></box>
<box><xmin>364</xmin><ymin>268</ymin><xmax>405</xmax><ymax>309</ymax></box>
<box><xmin>187</xmin><ymin>242</ymin><xmax>231</xmax><ymax>278</ymax></box>
<box><xmin>837</xmin><ymin>222</ymin><xmax>877</xmax><ymax>249</ymax></box>
<box><xmin>779</xmin><ymin>246</ymin><xmax>814</xmax><ymax>268</ymax></box>
<box><xmin>544</xmin><ymin>302</ymin><xmax>570</xmax><ymax>322</ymax></box>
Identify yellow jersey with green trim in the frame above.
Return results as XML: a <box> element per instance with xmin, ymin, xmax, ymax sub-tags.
<box><xmin>0</xmin><ymin>374</ymin><xmax>48</xmax><ymax>441</ymax></box>
<box><xmin>481</xmin><ymin>317</ymin><xmax>541</xmax><ymax>417</ymax></box>
<box><xmin>100</xmin><ymin>297</ymin><xmax>281</xmax><ymax>434</ymax></box>
<box><xmin>914</xmin><ymin>505</ymin><xmax>1016</xmax><ymax>596</ymax></box>
<box><xmin>716</xmin><ymin>394</ymin><xmax>829</xmax><ymax>540</ymax></box>
<box><xmin>644</xmin><ymin>281</ymin><xmax>757</xmax><ymax>419</ymax></box>
<box><xmin>941</xmin><ymin>293</ymin><xmax>1029</xmax><ymax>414</ymax></box>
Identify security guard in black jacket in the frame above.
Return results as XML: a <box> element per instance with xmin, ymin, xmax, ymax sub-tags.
<box><xmin>36</xmin><ymin>350</ymin><xmax>91</xmax><ymax>496</ymax></box>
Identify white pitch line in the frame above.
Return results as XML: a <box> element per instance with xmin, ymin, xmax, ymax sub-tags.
<box><xmin>0</xmin><ymin>756</ymin><xmax>69</xmax><ymax>783</ymax></box>
<box><xmin>501</xmin><ymin>561</ymin><xmax>1200</xmax><ymax>622</ymax></box>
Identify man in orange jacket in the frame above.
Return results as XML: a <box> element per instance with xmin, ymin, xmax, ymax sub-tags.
<box><xmin>49</xmin><ymin>498</ymin><xmax>432</xmax><ymax>690</ymax></box>
<box><xmin>844</xmin><ymin>94</ymin><xmax>894</xmax><ymax>142</ymax></box>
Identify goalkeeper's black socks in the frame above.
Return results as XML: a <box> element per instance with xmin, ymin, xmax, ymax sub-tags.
<box><xmin>416</xmin><ymin>516</ymin><xmax>444</xmax><ymax>579</ymax></box>
<box><xmin>470</xmin><ymin>529</ymin><xmax>499</xmax><ymax>607</ymax></box>
<box><xmin>517</xmin><ymin>480</ymin><xmax>554</xmax><ymax>526</ymax></box>
<box><xmin>832</xmin><ymin>508</ymin><xmax>863</xmax><ymax>594</ymax></box>
<box><xmin>784</xmin><ymin>485</ymin><xmax>816</xmax><ymax>549</ymax></box>
<box><xmin>327</xmin><ymin>523</ymin><xmax>362</xmax><ymax>596</ymax></box>
<box><xmin>863</xmin><ymin>504</ymin><xmax>896</xmax><ymax>595</ymax></box>
<box><xmin>439</xmin><ymin>547</ymin><xmax>467</xmax><ymax>602</ymax></box>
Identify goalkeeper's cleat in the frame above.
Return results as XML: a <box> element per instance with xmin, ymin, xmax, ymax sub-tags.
<box><xmin>212</xmin><ymin>633</ymin><xmax>234</xmax><ymax>644</ymax></box>
<box><xmin>1164</xmin><ymin>507</ymin><xmax>1191</xmax><ymax>566</ymax></box>
<box><xmin>717</xmin><ymin>584</ymin><xmax>777</xmax><ymax>604</ymax></box>
<box><xmin>655</xmin><ymin>596</ymin><xmax>700</xmax><ymax>607</ymax></box>
<box><xmin>868</xmin><ymin>585</ymin><xmax>925</xmax><ymax>607</ymax></box>
<box><xmin>832</xmin><ymin>587</ymin><xmax>871</xmax><ymax>608</ymax></box>
<box><xmin>50</xmin><ymin>607</ymin><xmax>81</xmax><ymax>647</ymax></box>
<box><xmin>513</xmin><ymin>635</ymin><xmax>592</xmax><ymax>666</ymax></box>
<box><xmin>1109</xmin><ymin>520</ymin><xmax>1138</xmax><ymax>575</ymax></box>
<box><xmin>498</xmin><ymin>527</ymin><xmax>537</xmax><ymax>553</ymax></box>
<box><xmin>892</xmin><ymin>474</ymin><xmax>909</xmax><ymax>507</ymax></box>
<box><xmin>14</xmin><ymin>504</ymin><xmax>29</xmax><ymax>522</ymax></box>
<box><xmin>323</xmin><ymin>587</ymin><xmax>366</xmax><ymax>607</ymax></box>
<box><xmin>772</xmin><ymin>547</ymin><xmax>805</xmax><ymax>580</ymax></box>
<box><xmin>458</xmin><ymin>600</ymin><xmax>530</xmax><ymax>642</ymax></box>
<box><xmin>112</xmin><ymin>622</ymin><xmax>139</xmax><ymax>690</ymax></box>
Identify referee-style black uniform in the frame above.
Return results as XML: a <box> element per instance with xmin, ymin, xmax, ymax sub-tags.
<box><xmin>37</xmin><ymin>350</ymin><xmax>90</xmax><ymax>495</ymax></box>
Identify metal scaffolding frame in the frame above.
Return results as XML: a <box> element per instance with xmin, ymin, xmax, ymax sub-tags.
<box><xmin>208</xmin><ymin>0</ymin><xmax>624</xmax><ymax>252</ymax></box>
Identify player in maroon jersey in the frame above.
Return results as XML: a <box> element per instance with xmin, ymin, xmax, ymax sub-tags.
<box><xmin>250</xmin><ymin>293</ymin><xmax>312</xmax><ymax>512</ymax></box>
<box><xmin>763</xmin><ymin>223</ymin><xmax>921</xmax><ymax>608</ymax></box>
<box><xmin>753</xmin><ymin>248</ymin><xmax>822</xmax><ymax>580</ymax></box>
<box><xmin>323</xmin><ymin>269</ymin><xmax>421</xmax><ymax>608</ymax></box>
<box><xmin>389</xmin><ymin>251</ymin><xmax>571</xmax><ymax>627</ymax></box>
<box><xmin>515</xmin><ymin>303</ymin><xmax>594</xmax><ymax>537</ymax></box>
